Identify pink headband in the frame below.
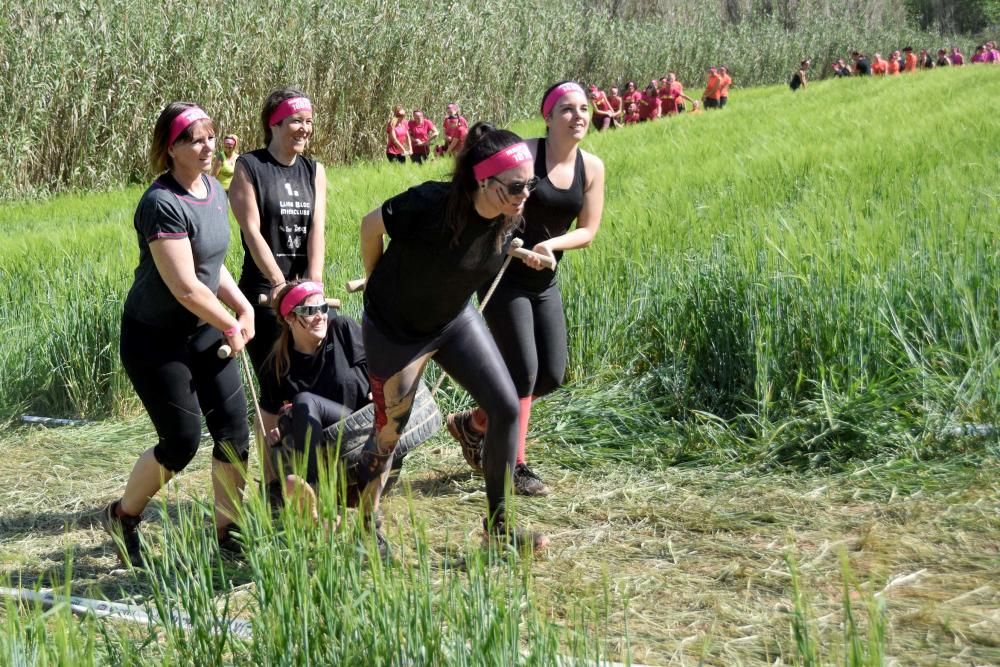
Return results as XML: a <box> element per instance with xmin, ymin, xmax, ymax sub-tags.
<box><xmin>279</xmin><ymin>281</ymin><xmax>324</xmax><ymax>317</ymax></box>
<box><xmin>541</xmin><ymin>82</ymin><xmax>585</xmax><ymax>117</ymax></box>
<box><xmin>167</xmin><ymin>107</ymin><xmax>210</xmax><ymax>146</ymax></box>
<box><xmin>268</xmin><ymin>97</ymin><xmax>312</xmax><ymax>127</ymax></box>
<box><xmin>446</xmin><ymin>103</ymin><xmax>459</xmax><ymax>113</ymax></box>
<box><xmin>473</xmin><ymin>142</ymin><xmax>533</xmax><ymax>182</ymax></box>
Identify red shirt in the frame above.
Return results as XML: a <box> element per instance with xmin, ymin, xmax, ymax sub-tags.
<box><xmin>659</xmin><ymin>86</ymin><xmax>677</xmax><ymax>114</ymax></box>
<box><xmin>407</xmin><ymin>118</ymin><xmax>437</xmax><ymax>145</ymax></box>
<box><xmin>624</xmin><ymin>108</ymin><xmax>640</xmax><ymax>124</ymax></box>
<box><xmin>639</xmin><ymin>92</ymin><xmax>661</xmax><ymax>120</ymax></box>
<box><xmin>704</xmin><ymin>73</ymin><xmax>722</xmax><ymax>100</ymax></box>
<box><xmin>608</xmin><ymin>95</ymin><xmax>623</xmax><ymax>113</ymax></box>
<box><xmin>624</xmin><ymin>90</ymin><xmax>643</xmax><ymax>106</ymax></box>
<box><xmin>591</xmin><ymin>92</ymin><xmax>612</xmax><ymax>120</ymax></box>
<box><xmin>386</xmin><ymin>121</ymin><xmax>409</xmax><ymax>155</ymax></box>
<box><xmin>443</xmin><ymin>115</ymin><xmax>468</xmax><ymax>141</ymax></box>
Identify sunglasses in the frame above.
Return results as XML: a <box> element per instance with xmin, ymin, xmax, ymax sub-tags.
<box><xmin>292</xmin><ymin>302</ymin><xmax>329</xmax><ymax>317</ymax></box>
<box><xmin>490</xmin><ymin>175</ymin><xmax>539</xmax><ymax>196</ymax></box>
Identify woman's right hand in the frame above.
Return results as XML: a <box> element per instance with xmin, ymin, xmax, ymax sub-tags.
<box><xmin>224</xmin><ymin>324</ymin><xmax>247</xmax><ymax>356</ymax></box>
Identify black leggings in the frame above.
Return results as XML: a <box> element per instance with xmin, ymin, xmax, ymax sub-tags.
<box><xmin>479</xmin><ymin>280</ymin><xmax>567</xmax><ymax>398</ymax></box>
<box><xmin>285</xmin><ymin>392</ymin><xmax>355</xmax><ymax>483</ymax></box>
<box><xmin>360</xmin><ymin>304</ymin><xmax>519</xmax><ymax>521</ymax></box>
<box><xmin>119</xmin><ymin>315</ymin><xmax>250</xmax><ymax>472</ymax></box>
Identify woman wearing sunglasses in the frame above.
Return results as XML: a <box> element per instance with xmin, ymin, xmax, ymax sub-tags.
<box><xmin>256</xmin><ymin>281</ymin><xmax>373</xmax><ymax>495</ymax></box>
<box><xmin>230</xmin><ymin>87</ymin><xmax>327</xmax><ymax>376</ymax></box>
<box><xmin>101</xmin><ymin>103</ymin><xmax>255</xmax><ymax>566</ymax></box>
<box><xmin>356</xmin><ymin>123</ymin><xmax>549</xmax><ymax>552</ymax></box>
<box><xmin>447</xmin><ymin>80</ymin><xmax>606</xmax><ymax>497</ymax></box>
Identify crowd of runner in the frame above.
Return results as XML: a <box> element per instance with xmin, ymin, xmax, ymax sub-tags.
<box><xmin>829</xmin><ymin>41</ymin><xmax>1000</xmax><ymax>78</ymax></box>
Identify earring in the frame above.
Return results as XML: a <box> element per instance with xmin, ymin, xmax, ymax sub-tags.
<box><xmin>479</xmin><ymin>180</ymin><xmax>487</xmax><ymax>192</ymax></box>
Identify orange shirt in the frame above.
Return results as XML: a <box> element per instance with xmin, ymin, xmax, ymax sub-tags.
<box><xmin>719</xmin><ymin>74</ymin><xmax>732</xmax><ymax>97</ymax></box>
<box><xmin>703</xmin><ymin>73</ymin><xmax>722</xmax><ymax>100</ymax></box>
<box><xmin>904</xmin><ymin>52</ymin><xmax>918</xmax><ymax>72</ymax></box>
<box><xmin>873</xmin><ymin>58</ymin><xmax>887</xmax><ymax>75</ymax></box>
<box><xmin>887</xmin><ymin>59</ymin><xmax>900</xmax><ymax>75</ymax></box>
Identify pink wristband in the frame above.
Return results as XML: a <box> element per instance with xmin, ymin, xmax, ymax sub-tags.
<box><xmin>223</xmin><ymin>325</ymin><xmax>239</xmax><ymax>338</ymax></box>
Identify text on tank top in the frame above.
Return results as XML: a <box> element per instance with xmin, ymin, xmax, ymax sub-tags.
<box><xmin>237</xmin><ymin>148</ymin><xmax>317</xmax><ymax>292</ymax></box>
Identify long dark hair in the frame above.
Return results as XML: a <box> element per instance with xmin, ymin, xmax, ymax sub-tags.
<box><xmin>444</xmin><ymin>122</ymin><xmax>525</xmax><ymax>249</ymax></box>
<box><xmin>265</xmin><ymin>280</ymin><xmax>314</xmax><ymax>381</ymax></box>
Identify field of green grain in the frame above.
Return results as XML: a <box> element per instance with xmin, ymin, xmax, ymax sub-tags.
<box><xmin>1</xmin><ymin>67</ymin><xmax>998</xmax><ymax>664</ymax></box>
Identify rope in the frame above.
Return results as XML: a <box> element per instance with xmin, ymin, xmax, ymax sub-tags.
<box><xmin>427</xmin><ymin>248</ymin><xmax>517</xmax><ymax>398</ymax></box>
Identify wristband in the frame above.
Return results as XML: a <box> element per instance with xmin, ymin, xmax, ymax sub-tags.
<box><xmin>223</xmin><ymin>325</ymin><xmax>239</xmax><ymax>338</ymax></box>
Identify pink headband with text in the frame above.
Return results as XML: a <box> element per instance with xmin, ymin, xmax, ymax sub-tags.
<box><xmin>279</xmin><ymin>281</ymin><xmax>324</xmax><ymax>317</ymax></box>
<box><xmin>268</xmin><ymin>97</ymin><xmax>312</xmax><ymax>127</ymax></box>
<box><xmin>541</xmin><ymin>82</ymin><xmax>585</xmax><ymax>117</ymax></box>
<box><xmin>473</xmin><ymin>142</ymin><xmax>533</xmax><ymax>182</ymax></box>
<box><xmin>168</xmin><ymin>107</ymin><xmax>210</xmax><ymax>146</ymax></box>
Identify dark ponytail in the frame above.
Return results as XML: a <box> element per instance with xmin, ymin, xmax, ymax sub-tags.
<box><xmin>444</xmin><ymin>122</ymin><xmax>525</xmax><ymax>249</ymax></box>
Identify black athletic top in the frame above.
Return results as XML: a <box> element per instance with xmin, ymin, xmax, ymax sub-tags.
<box><xmin>236</xmin><ymin>148</ymin><xmax>317</xmax><ymax>293</ymax></box>
<box><xmin>855</xmin><ymin>58</ymin><xmax>871</xmax><ymax>75</ymax></box>
<box><xmin>790</xmin><ymin>72</ymin><xmax>804</xmax><ymax>90</ymax></box>
<box><xmin>124</xmin><ymin>173</ymin><xmax>230</xmax><ymax>331</ymax></box>
<box><xmin>365</xmin><ymin>181</ymin><xmax>513</xmax><ymax>342</ymax></box>
<box><xmin>503</xmin><ymin>139</ymin><xmax>586</xmax><ymax>292</ymax></box>
<box><xmin>258</xmin><ymin>315</ymin><xmax>370</xmax><ymax>414</ymax></box>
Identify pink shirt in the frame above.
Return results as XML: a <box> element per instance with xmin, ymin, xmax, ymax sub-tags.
<box><xmin>407</xmin><ymin>119</ymin><xmax>437</xmax><ymax>144</ymax></box>
<box><xmin>386</xmin><ymin>121</ymin><xmax>409</xmax><ymax>155</ymax></box>
<box><xmin>443</xmin><ymin>115</ymin><xmax>468</xmax><ymax>141</ymax></box>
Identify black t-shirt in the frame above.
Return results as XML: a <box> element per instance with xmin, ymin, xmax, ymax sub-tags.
<box><xmin>790</xmin><ymin>72</ymin><xmax>803</xmax><ymax>90</ymax></box>
<box><xmin>364</xmin><ymin>181</ymin><xmax>512</xmax><ymax>342</ymax></box>
<box><xmin>123</xmin><ymin>173</ymin><xmax>230</xmax><ymax>331</ymax></box>
<box><xmin>856</xmin><ymin>58</ymin><xmax>871</xmax><ymax>75</ymax></box>
<box><xmin>502</xmin><ymin>139</ymin><xmax>586</xmax><ymax>292</ymax></box>
<box><xmin>236</xmin><ymin>148</ymin><xmax>317</xmax><ymax>293</ymax></box>
<box><xmin>259</xmin><ymin>315</ymin><xmax>370</xmax><ymax>414</ymax></box>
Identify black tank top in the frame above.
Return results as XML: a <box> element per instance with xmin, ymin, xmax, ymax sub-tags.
<box><xmin>504</xmin><ymin>139</ymin><xmax>586</xmax><ymax>291</ymax></box>
<box><xmin>236</xmin><ymin>148</ymin><xmax>317</xmax><ymax>292</ymax></box>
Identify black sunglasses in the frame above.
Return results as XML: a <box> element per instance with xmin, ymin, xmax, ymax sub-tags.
<box><xmin>292</xmin><ymin>302</ymin><xmax>329</xmax><ymax>317</ymax></box>
<box><xmin>490</xmin><ymin>175</ymin><xmax>539</xmax><ymax>196</ymax></box>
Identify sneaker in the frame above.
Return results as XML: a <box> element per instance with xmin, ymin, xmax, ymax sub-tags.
<box><xmin>446</xmin><ymin>410</ymin><xmax>484</xmax><ymax>473</ymax></box>
<box><xmin>482</xmin><ymin>517</ymin><xmax>550</xmax><ymax>554</ymax></box>
<box><xmin>513</xmin><ymin>463</ymin><xmax>550</xmax><ymax>497</ymax></box>
<box><xmin>217</xmin><ymin>523</ymin><xmax>244</xmax><ymax>558</ymax></box>
<box><xmin>100</xmin><ymin>500</ymin><xmax>144</xmax><ymax>567</ymax></box>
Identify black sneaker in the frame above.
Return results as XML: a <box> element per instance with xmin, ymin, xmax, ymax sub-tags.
<box><xmin>482</xmin><ymin>517</ymin><xmax>550</xmax><ymax>555</ymax></box>
<box><xmin>513</xmin><ymin>463</ymin><xmax>550</xmax><ymax>497</ymax></box>
<box><xmin>100</xmin><ymin>500</ymin><xmax>144</xmax><ymax>567</ymax></box>
<box><xmin>446</xmin><ymin>410</ymin><xmax>484</xmax><ymax>473</ymax></box>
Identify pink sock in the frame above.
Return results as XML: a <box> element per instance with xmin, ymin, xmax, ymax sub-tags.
<box><xmin>515</xmin><ymin>396</ymin><xmax>533</xmax><ymax>465</ymax></box>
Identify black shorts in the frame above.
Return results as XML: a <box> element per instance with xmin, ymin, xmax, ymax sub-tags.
<box><xmin>386</xmin><ymin>152</ymin><xmax>406</xmax><ymax>164</ymax></box>
<box><xmin>720</xmin><ymin>96</ymin><xmax>728</xmax><ymax>108</ymax></box>
<box><xmin>704</xmin><ymin>98</ymin><xmax>721</xmax><ymax>109</ymax></box>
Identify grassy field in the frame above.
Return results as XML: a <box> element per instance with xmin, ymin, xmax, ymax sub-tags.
<box><xmin>1</xmin><ymin>67</ymin><xmax>998</xmax><ymax>663</ymax></box>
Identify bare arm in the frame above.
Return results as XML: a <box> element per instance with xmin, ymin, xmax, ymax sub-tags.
<box><xmin>360</xmin><ymin>207</ymin><xmax>386</xmax><ymax>277</ymax></box>
<box><xmin>229</xmin><ymin>161</ymin><xmax>286</xmax><ymax>294</ymax></box>
<box><xmin>217</xmin><ymin>264</ymin><xmax>255</xmax><ymax>343</ymax></box>
<box><xmin>528</xmin><ymin>151</ymin><xmax>605</xmax><ymax>265</ymax></box>
<box><xmin>149</xmin><ymin>239</ymin><xmax>247</xmax><ymax>353</ymax></box>
<box><xmin>307</xmin><ymin>162</ymin><xmax>327</xmax><ymax>284</ymax></box>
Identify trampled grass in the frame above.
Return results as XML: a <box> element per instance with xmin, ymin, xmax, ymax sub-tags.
<box><xmin>1</xmin><ymin>66</ymin><xmax>999</xmax><ymax>663</ymax></box>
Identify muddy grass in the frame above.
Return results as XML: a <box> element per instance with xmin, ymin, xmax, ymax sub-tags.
<box><xmin>1</xmin><ymin>419</ymin><xmax>997</xmax><ymax>665</ymax></box>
